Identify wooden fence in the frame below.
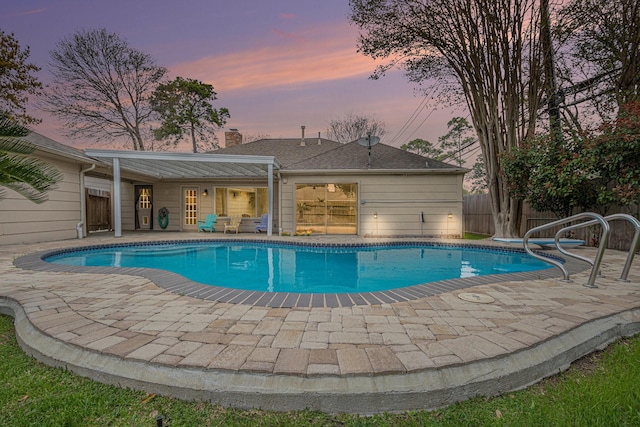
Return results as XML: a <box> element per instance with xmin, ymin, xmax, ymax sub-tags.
<box><xmin>86</xmin><ymin>189</ymin><xmax>111</xmax><ymax>232</ymax></box>
<box><xmin>463</xmin><ymin>194</ymin><xmax>639</xmax><ymax>251</ymax></box>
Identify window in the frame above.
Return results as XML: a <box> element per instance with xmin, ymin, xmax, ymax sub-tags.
<box><xmin>215</xmin><ymin>187</ymin><xmax>268</xmax><ymax>217</ymax></box>
<box><xmin>138</xmin><ymin>188</ymin><xmax>151</xmax><ymax>209</ymax></box>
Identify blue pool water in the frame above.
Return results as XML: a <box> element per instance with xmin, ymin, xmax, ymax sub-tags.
<box><xmin>45</xmin><ymin>242</ymin><xmax>553</xmax><ymax>293</ymax></box>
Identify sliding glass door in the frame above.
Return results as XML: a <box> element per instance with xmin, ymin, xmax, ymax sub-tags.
<box><xmin>295</xmin><ymin>183</ymin><xmax>357</xmax><ymax>235</ymax></box>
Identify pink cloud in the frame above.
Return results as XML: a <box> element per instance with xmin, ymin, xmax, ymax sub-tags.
<box><xmin>16</xmin><ymin>8</ymin><xmax>47</xmax><ymax>16</ymax></box>
<box><xmin>280</xmin><ymin>13</ymin><xmax>296</xmax><ymax>19</ymax></box>
<box><xmin>170</xmin><ymin>22</ymin><xmax>380</xmax><ymax>93</ymax></box>
<box><xmin>272</xmin><ymin>28</ymin><xmax>298</xmax><ymax>40</ymax></box>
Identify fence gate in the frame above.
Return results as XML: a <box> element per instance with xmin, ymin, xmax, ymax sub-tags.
<box><xmin>86</xmin><ymin>188</ymin><xmax>111</xmax><ymax>232</ymax></box>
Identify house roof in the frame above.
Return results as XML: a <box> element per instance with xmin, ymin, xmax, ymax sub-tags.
<box><xmin>287</xmin><ymin>140</ymin><xmax>463</xmax><ymax>172</ymax></box>
<box><xmin>24</xmin><ymin>132</ymin><xmax>98</xmax><ymax>164</ymax></box>
<box><xmin>22</xmin><ymin>132</ymin><xmax>282</xmax><ymax>180</ymax></box>
<box><xmin>213</xmin><ymin>138</ymin><xmax>342</xmax><ymax>168</ymax></box>
<box><xmin>23</xmin><ymin>131</ymin><xmax>465</xmax><ymax>180</ymax></box>
<box><xmin>216</xmin><ymin>138</ymin><xmax>466</xmax><ymax>173</ymax></box>
<box><xmin>85</xmin><ymin>149</ymin><xmax>281</xmax><ymax>180</ymax></box>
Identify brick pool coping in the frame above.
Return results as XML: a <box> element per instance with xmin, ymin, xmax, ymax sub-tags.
<box><xmin>15</xmin><ymin>238</ymin><xmax>586</xmax><ymax>308</ymax></box>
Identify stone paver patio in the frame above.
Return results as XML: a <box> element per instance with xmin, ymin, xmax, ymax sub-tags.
<box><xmin>1</xmin><ymin>233</ymin><xmax>639</xmax><ymax>414</ymax></box>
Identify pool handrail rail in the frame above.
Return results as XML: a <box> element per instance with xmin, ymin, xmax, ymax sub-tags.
<box><xmin>523</xmin><ymin>212</ymin><xmax>610</xmax><ymax>288</ymax></box>
<box><xmin>553</xmin><ymin>217</ymin><xmax>610</xmax><ymax>287</ymax></box>
<box><xmin>612</xmin><ymin>214</ymin><xmax>640</xmax><ymax>282</ymax></box>
<box><xmin>553</xmin><ymin>213</ymin><xmax>639</xmax><ymax>282</ymax></box>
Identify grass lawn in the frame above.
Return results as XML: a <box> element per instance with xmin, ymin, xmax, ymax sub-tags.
<box><xmin>464</xmin><ymin>232</ymin><xmax>491</xmax><ymax>240</ymax></box>
<box><xmin>1</xmin><ymin>314</ymin><xmax>639</xmax><ymax>426</ymax></box>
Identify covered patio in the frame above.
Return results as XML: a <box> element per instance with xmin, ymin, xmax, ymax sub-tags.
<box><xmin>85</xmin><ymin>149</ymin><xmax>281</xmax><ymax>237</ymax></box>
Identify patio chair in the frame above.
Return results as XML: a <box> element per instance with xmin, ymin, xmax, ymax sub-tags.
<box><xmin>224</xmin><ymin>214</ymin><xmax>242</xmax><ymax>234</ymax></box>
<box><xmin>254</xmin><ymin>213</ymin><xmax>269</xmax><ymax>233</ymax></box>
<box><xmin>197</xmin><ymin>214</ymin><xmax>217</xmax><ymax>232</ymax></box>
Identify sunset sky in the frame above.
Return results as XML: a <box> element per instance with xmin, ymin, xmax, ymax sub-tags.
<box><xmin>1</xmin><ymin>0</ymin><xmax>465</xmax><ymax>150</ymax></box>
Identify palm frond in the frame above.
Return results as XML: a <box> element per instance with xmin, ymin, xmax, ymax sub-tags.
<box><xmin>0</xmin><ymin>116</ymin><xmax>63</xmax><ymax>204</ymax></box>
<box><xmin>0</xmin><ymin>135</ymin><xmax>38</xmax><ymax>155</ymax></box>
<box><xmin>0</xmin><ymin>114</ymin><xmax>30</xmax><ymax>138</ymax></box>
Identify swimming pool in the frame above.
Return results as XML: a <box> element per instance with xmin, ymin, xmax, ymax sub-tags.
<box><xmin>44</xmin><ymin>241</ymin><xmax>554</xmax><ymax>294</ymax></box>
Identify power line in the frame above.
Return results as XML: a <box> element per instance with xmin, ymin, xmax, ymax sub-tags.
<box><xmin>438</xmin><ymin>138</ymin><xmax>479</xmax><ymax>165</ymax></box>
<box><xmin>399</xmin><ymin>107</ymin><xmax>438</xmax><ymax>143</ymax></box>
<box><xmin>387</xmin><ymin>85</ymin><xmax>439</xmax><ymax>145</ymax></box>
<box><xmin>387</xmin><ymin>94</ymin><xmax>429</xmax><ymax>145</ymax></box>
<box><xmin>460</xmin><ymin>145</ymin><xmax>482</xmax><ymax>164</ymax></box>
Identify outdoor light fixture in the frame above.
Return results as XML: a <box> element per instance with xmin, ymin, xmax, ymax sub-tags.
<box><xmin>202</xmin><ymin>189</ymin><xmax>208</xmax><ymax>197</ymax></box>
<box><xmin>448</xmin><ymin>211</ymin><xmax>453</xmax><ymax>219</ymax></box>
<box><xmin>374</xmin><ymin>212</ymin><xmax>378</xmax><ymax>219</ymax></box>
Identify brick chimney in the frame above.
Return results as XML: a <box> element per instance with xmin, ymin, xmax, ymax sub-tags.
<box><xmin>225</xmin><ymin>129</ymin><xmax>243</xmax><ymax>148</ymax></box>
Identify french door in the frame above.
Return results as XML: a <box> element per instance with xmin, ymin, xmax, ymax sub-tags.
<box><xmin>183</xmin><ymin>187</ymin><xmax>198</xmax><ymax>230</ymax></box>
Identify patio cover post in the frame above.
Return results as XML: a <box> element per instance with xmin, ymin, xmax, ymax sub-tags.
<box><xmin>113</xmin><ymin>157</ymin><xmax>122</xmax><ymax>237</ymax></box>
<box><xmin>267</xmin><ymin>163</ymin><xmax>273</xmax><ymax>236</ymax></box>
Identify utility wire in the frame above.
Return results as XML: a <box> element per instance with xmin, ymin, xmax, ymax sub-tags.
<box><xmin>387</xmin><ymin>95</ymin><xmax>430</xmax><ymax>144</ymax></box>
<box><xmin>399</xmin><ymin>107</ymin><xmax>438</xmax><ymax>144</ymax></box>
<box><xmin>438</xmin><ymin>138</ymin><xmax>479</xmax><ymax>164</ymax></box>
<box><xmin>387</xmin><ymin>85</ymin><xmax>439</xmax><ymax>145</ymax></box>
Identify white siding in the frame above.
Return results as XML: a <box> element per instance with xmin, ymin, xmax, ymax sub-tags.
<box><xmin>85</xmin><ymin>176</ymin><xmax>111</xmax><ymax>192</ymax></box>
<box><xmin>0</xmin><ymin>153</ymin><xmax>82</xmax><ymax>245</ymax></box>
<box><xmin>120</xmin><ymin>181</ymin><xmax>136</xmax><ymax>231</ymax></box>
<box><xmin>280</xmin><ymin>173</ymin><xmax>464</xmax><ymax>237</ymax></box>
<box><xmin>119</xmin><ymin>180</ymin><xmax>279</xmax><ymax>233</ymax></box>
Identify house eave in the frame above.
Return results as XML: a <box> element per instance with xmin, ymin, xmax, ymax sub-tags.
<box><xmin>281</xmin><ymin>168</ymin><xmax>468</xmax><ymax>176</ymax></box>
<box><xmin>34</xmin><ymin>145</ymin><xmax>101</xmax><ymax>165</ymax></box>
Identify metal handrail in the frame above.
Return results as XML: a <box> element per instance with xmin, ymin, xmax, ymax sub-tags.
<box><xmin>523</xmin><ymin>213</ymin><xmax>610</xmax><ymax>288</ymax></box>
<box><xmin>555</xmin><ymin>213</ymin><xmax>640</xmax><ymax>282</ymax></box>
<box><xmin>554</xmin><ymin>218</ymin><xmax>611</xmax><ymax>286</ymax></box>
<box><xmin>612</xmin><ymin>214</ymin><xmax>640</xmax><ymax>282</ymax></box>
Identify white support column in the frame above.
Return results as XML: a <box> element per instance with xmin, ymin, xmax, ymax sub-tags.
<box><xmin>113</xmin><ymin>157</ymin><xmax>122</xmax><ymax>237</ymax></box>
<box><xmin>267</xmin><ymin>163</ymin><xmax>273</xmax><ymax>236</ymax></box>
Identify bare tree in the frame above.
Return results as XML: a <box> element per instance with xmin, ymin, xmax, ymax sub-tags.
<box><xmin>350</xmin><ymin>0</ymin><xmax>547</xmax><ymax>237</ymax></box>
<box><xmin>43</xmin><ymin>29</ymin><xmax>166</xmax><ymax>150</ymax></box>
<box><xmin>326</xmin><ymin>112</ymin><xmax>387</xmax><ymax>143</ymax></box>
<box><xmin>556</xmin><ymin>0</ymin><xmax>640</xmax><ymax>117</ymax></box>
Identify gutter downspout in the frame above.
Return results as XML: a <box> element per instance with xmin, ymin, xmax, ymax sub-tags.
<box><xmin>77</xmin><ymin>163</ymin><xmax>96</xmax><ymax>238</ymax></box>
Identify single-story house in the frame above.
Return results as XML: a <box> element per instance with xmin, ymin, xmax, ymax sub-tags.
<box><xmin>0</xmin><ymin>129</ymin><xmax>467</xmax><ymax>245</ymax></box>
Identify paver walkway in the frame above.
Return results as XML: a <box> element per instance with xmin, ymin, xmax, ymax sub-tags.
<box><xmin>1</xmin><ymin>233</ymin><xmax>639</xmax><ymax>414</ymax></box>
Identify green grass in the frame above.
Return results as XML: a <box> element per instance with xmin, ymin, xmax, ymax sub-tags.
<box><xmin>464</xmin><ymin>232</ymin><xmax>490</xmax><ymax>240</ymax></box>
<box><xmin>1</xmin><ymin>314</ymin><xmax>639</xmax><ymax>426</ymax></box>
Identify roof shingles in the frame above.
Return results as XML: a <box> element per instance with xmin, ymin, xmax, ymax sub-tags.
<box><xmin>213</xmin><ymin>138</ymin><xmax>341</xmax><ymax>168</ymax></box>
<box><xmin>215</xmin><ymin>138</ymin><xmax>463</xmax><ymax>172</ymax></box>
<box><xmin>25</xmin><ymin>132</ymin><xmax>96</xmax><ymax>163</ymax></box>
